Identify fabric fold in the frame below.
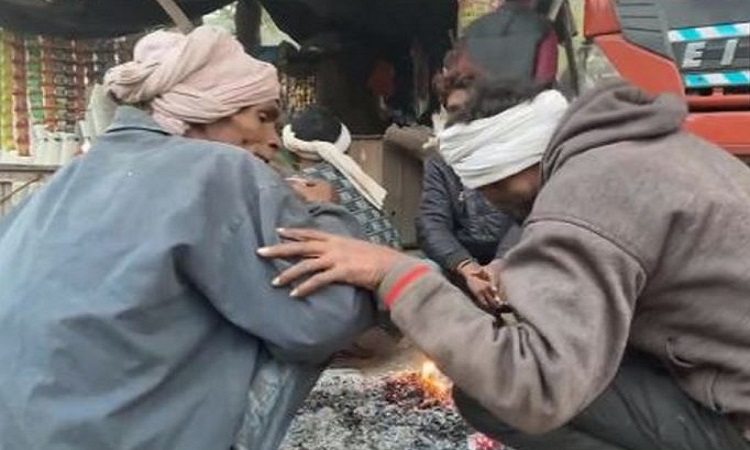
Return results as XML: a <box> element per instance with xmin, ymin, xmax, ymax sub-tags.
<box><xmin>282</xmin><ymin>125</ymin><xmax>387</xmax><ymax>210</ymax></box>
<box><xmin>438</xmin><ymin>89</ymin><xmax>568</xmax><ymax>189</ymax></box>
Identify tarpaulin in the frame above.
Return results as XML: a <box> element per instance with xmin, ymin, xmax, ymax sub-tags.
<box><xmin>260</xmin><ymin>0</ymin><xmax>456</xmax><ymax>45</ymax></box>
<box><xmin>0</xmin><ymin>0</ymin><xmax>456</xmax><ymax>46</ymax></box>
<box><xmin>0</xmin><ymin>0</ymin><xmax>233</xmax><ymax>37</ymax></box>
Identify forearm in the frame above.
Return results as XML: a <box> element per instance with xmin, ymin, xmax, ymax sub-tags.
<box><xmin>268</xmin><ymin>201</ymin><xmax>375</xmax><ymax>362</ymax></box>
<box><xmin>416</xmin><ymin>218</ymin><xmax>473</xmax><ymax>271</ymax></box>
<box><xmin>297</xmin><ymin>201</ymin><xmax>362</xmax><ymax>238</ymax></box>
<box><xmin>376</xmin><ymin>232</ymin><xmax>639</xmax><ymax>434</ymax></box>
<box><xmin>197</xmin><ymin>178</ymin><xmax>376</xmax><ymax>365</ymax></box>
<box><xmin>417</xmin><ymin>158</ymin><xmax>471</xmax><ymax>271</ymax></box>
<box><xmin>378</xmin><ymin>267</ymin><xmax>586</xmax><ymax>433</ymax></box>
<box><xmin>265</xmin><ymin>287</ymin><xmax>375</xmax><ymax>363</ymax></box>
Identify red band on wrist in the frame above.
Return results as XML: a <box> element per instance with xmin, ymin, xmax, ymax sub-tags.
<box><xmin>384</xmin><ymin>264</ymin><xmax>431</xmax><ymax>309</ymax></box>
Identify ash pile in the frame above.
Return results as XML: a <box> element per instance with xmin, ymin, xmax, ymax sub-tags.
<box><xmin>279</xmin><ymin>369</ymin><xmax>470</xmax><ymax>450</ymax></box>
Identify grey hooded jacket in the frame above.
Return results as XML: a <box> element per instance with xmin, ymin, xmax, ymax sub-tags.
<box><xmin>375</xmin><ymin>82</ymin><xmax>750</xmax><ymax>439</ymax></box>
<box><xmin>0</xmin><ymin>106</ymin><xmax>375</xmax><ymax>450</ymax></box>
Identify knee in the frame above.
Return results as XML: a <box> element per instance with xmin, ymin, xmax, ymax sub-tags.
<box><xmin>452</xmin><ymin>386</ymin><xmax>516</xmax><ymax>441</ymax></box>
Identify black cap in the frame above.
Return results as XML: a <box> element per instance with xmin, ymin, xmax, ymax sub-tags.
<box><xmin>459</xmin><ymin>3</ymin><xmax>552</xmax><ymax>81</ymax></box>
<box><xmin>289</xmin><ymin>105</ymin><xmax>343</xmax><ymax>144</ymax></box>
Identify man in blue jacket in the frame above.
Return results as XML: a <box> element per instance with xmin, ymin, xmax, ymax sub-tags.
<box><xmin>0</xmin><ymin>26</ymin><xmax>374</xmax><ymax>450</ymax></box>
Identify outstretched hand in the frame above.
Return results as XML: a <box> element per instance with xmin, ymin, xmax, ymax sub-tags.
<box><xmin>257</xmin><ymin>228</ymin><xmax>405</xmax><ymax>297</ymax></box>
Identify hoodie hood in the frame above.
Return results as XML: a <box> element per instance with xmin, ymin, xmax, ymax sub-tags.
<box><xmin>541</xmin><ymin>81</ymin><xmax>688</xmax><ymax>184</ymax></box>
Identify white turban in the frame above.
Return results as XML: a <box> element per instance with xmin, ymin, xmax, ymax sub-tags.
<box><xmin>104</xmin><ymin>26</ymin><xmax>280</xmax><ymax>135</ymax></box>
<box><xmin>282</xmin><ymin>124</ymin><xmax>387</xmax><ymax>210</ymax></box>
<box><xmin>438</xmin><ymin>89</ymin><xmax>569</xmax><ymax>189</ymax></box>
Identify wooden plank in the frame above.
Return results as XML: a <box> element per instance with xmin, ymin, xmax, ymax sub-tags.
<box><xmin>382</xmin><ymin>145</ymin><xmax>423</xmax><ymax>249</ymax></box>
<box><xmin>154</xmin><ymin>0</ymin><xmax>195</xmax><ymax>34</ymax></box>
<box><xmin>349</xmin><ymin>136</ymin><xmax>384</xmax><ymax>184</ymax></box>
<box><xmin>0</xmin><ymin>182</ymin><xmax>10</xmax><ymax>217</ymax></box>
<box><xmin>0</xmin><ymin>166</ymin><xmax>55</xmax><ymax>184</ymax></box>
<box><xmin>0</xmin><ymin>164</ymin><xmax>59</xmax><ymax>173</ymax></box>
<box><xmin>350</xmin><ymin>135</ymin><xmax>424</xmax><ymax>249</ymax></box>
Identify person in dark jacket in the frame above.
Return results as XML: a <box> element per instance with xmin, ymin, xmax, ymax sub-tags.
<box><xmin>419</xmin><ymin>72</ymin><xmax>518</xmax><ymax>309</ymax></box>
<box><xmin>419</xmin><ymin>2</ymin><xmax>556</xmax><ymax>307</ymax></box>
<box><xmin>417</xmin><ymin>154</ymin><xmax>518</xmax><ymax>307</ymax></box>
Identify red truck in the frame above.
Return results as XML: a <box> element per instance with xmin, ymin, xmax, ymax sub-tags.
<box><xmin>576</xmin><ymin>0</ymin><xmax>750</xmax><ymax>156</ymax></box>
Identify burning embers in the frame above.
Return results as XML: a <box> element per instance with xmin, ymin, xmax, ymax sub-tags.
<box><xmin>280</xmin><ymin>368</ymin><xmax>470</xmax><ymax>450</ymax></box>
<box><xmin>383</xmin><ymin>360</ymin><xmax>453</xmax><ymax>407</ymax></box>
<box><xmin>384</xmin><ymin>361</ymin><xmax>502</xmax><ymax>450</ymax></box>
<box><xmin>279</xmin><ymin>359</ymin><xmax>501</xmax><ymax>450</ymax></box>
<box><xmin>419</xmin><ymin>360</ymin><xmax>452</xmax><ymax>402</ymax></box>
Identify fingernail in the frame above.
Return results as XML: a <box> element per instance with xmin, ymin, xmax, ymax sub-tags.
<box><xmin>276</xmin><ymin>228</ymin><xmax>285</xmax><ymax>234</ymax></box>
<box><xmin>272</xmin><ymin>277</ymin><xmax>281</xmax><ymax>286</ymax></box>
<box><xmin>290</xmin><ymin>288</ymin><xmax>299</xmax><ymax>297</ymax></box>
<box><xmin>257</xmin><ymin>247</ymin><xmax>269</xmax><ymax>256</ymax></box>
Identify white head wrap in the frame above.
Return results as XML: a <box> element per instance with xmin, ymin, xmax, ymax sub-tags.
<box><xmin>104</xmin><ymin>26</ymin><xmax>280</xmax><ymax>135</ymax></box>
<box><xmin>438</xmin><ymin>89</ymin><xmax>569</xmax><ymax>189</ymax></box>
<box><xmin>282</xmin><ymin>124</ymin><xmax>387</xmax><ymax>210</ymax></box>
<box><xmin>282</xmin><ymin>122</ymin><xmax>352</xmax><ymax>161</ymax></box>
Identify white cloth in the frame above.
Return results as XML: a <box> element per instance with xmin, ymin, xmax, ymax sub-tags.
<box><xmin>283</xmin><ymin>123</ymin><xmax>351</xmax><ymax>161</ymax></box>
<box><xmin>437</xmin><ymin>90</ymin><xmax>569</xmax><ymax>189</ymax></box>
<box><xmin>282</xmin><ymin>125</ymin><xmax>387</xmax><ymax>210</ymax></box>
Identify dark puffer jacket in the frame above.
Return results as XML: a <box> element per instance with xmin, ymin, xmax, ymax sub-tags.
<box><xmin>416</xmin><ymin>155</ymin><xmax>518</xmax><ymax>271</ymax></box>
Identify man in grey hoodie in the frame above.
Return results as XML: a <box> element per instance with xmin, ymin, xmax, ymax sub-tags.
<box><xmin>258</xmin><ymin>80</ymin><xmax>750</xmax><ymax>449</ymax></box>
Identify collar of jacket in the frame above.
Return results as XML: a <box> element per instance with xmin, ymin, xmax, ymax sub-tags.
<box><xmin>106</xmin><ymin>105</ymin><xmax>172</xmax><ymax>136</ymax></box>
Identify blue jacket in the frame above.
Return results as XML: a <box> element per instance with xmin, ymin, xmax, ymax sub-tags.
<box><xmin>0</xmin><ymin>106</ymin><xmax>375</xmax><ymax>450</ymax></box>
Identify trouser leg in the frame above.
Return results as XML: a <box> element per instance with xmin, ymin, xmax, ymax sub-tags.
<box><xmin>234</xmin><ymin>356</ymin><xmax>322</xmax><ymax>450</ymax></box>
<box><xmin>453</xmin><ymin>351</ymin><xmax>750</xmax><ymax>450</ymax></box>
<box><xmin>454</xmin><ymin>388</ymin><xmax>628</xmax><ymax>450</ymax></box>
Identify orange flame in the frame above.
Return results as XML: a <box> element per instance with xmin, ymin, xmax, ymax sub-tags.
<box><xmin>419</xmin><ymin>360</ymin><xmax>452</xmax><ymax>402</ymax></box>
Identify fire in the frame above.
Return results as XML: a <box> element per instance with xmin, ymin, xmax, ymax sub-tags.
<box><xmin>382</xmin><ymin>358</ymin><xmax>454</xmax><ymax>407</ymax></box>
<box><xmin>419</xmin><ymin>360</ymin><xmax>452</xmax><ymax>402</ymax></box>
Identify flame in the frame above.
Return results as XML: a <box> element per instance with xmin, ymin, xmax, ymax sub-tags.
<box><xmin>419</xmin><ymin>360</ymin><xmax>452</xmax><ymax>402</ymax></box>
